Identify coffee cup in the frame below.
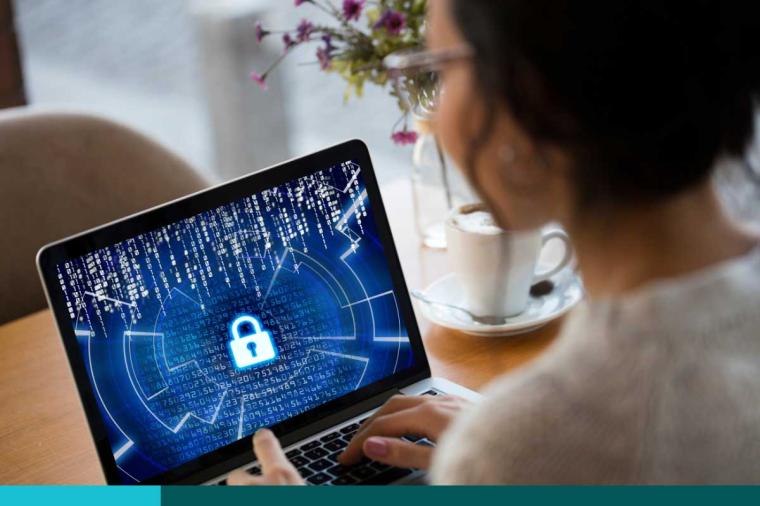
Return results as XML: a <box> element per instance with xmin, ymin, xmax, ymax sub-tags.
<box><xmin>445</xmin><ymin>203</ymin><xmax>573</xmax><ymax>318</ymax></box>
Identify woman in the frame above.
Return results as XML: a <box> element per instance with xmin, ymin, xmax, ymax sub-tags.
<box><xmin>230</xmin><ymin>0</ymin><xmax>760</xmax><ymax>484</ymax></box>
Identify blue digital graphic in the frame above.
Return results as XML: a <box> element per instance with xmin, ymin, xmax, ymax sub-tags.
<box><xmin>55</xmin><ymin>161</ymin><xmax>415</xmax><ymax>483</ymax></box>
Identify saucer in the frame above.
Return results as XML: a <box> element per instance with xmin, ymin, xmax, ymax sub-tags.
<box><xmin>413</xmin><ymin>267</ymin><xmax>584</xmax><ymax>336</ymax></box>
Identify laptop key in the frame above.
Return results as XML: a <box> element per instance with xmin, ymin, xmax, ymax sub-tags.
<box><xmin>326</xmin><ymin>464</ymin><xmax>351</xmax><ymax>477</ymax></box>
<box><xmin>302</xmin><ymin>440</ymin><xmax>321</xmax><ymax>451</ymax></box>
<box><xmin>320</xmin><ymin>432</ymin><xmax>341</xmax><ymax>443</ymax></box>
<box><xmin>360</xmin><ymin>467</ymin><xmax>414</xmax><ymax>485</ymax></box>
<box><xmin>369</xmin><ymin>461</ymin><xmax>390</xmax><ymax>472</ymax></box>
<box><xmin>324</xmin><ymin>439</ymin><xmax>347</xmax><ymax>452</ymax></box>
<box><xmin>350</xmin><ymin>465</ymin><xmax>377</xmax><ymax>480</ymax></box>
<box><xmin>340</xmin><ymin>423</ymin><xmax>360</xmax><ymax>434</ymax></box>
<box><xmin>304</xmin><ymin>447</ymin><xmax>328</xmax><ymax>460</ymax></box>
<box><xmin>285</xmin><ymin>449</ymin><xmax>301</xmax><ymax>459</ymax></box>
<box><xmin>290</xmin><ymin>455</ymin><xmax>309</xmax><ymax>467</ymax></box>
<box><xmin>402</xmin><ymin>434</ymin><xmax>423</xmax><ymax>442</ymax></box>
<box><xmin>308</xmin><ymin>459</ymin><xmax>332</xmax><ymax>472</ymax></box>
<box><xmin>246</xmin><ymin>465</ymin><xmax>261</xmax><ymax>475</ymax></box>
<box><xmin>299</xmin><ymin>468</ymin><xmax>315</xmax><ymax>479</ymax></box>
<box><xmin>307</xmin><ymin>472</ymin><xmax>331</xmax><ymax>485</ymax></box>
<box><xmin>331</xmin><ymin>475</ymin><xmax>358</xmax><ymax>485</ymax></box>
<box><xmin>422</xmin><ymin>389</ymin><xmax>439</xmax><ymax>396</ymax></box>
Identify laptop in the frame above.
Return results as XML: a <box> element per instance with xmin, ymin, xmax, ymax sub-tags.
<box><xmin>37</xmin><ymin>139</ymin><xmax>480</xmax><ymax>485</ymax></box>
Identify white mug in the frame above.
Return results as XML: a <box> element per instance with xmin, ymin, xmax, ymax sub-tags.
<box><xmin>445</xmin><ymin>204</ymin><xmax>573</xmax><ymax>318</ymax></box>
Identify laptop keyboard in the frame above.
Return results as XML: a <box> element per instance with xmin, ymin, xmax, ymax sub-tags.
<box><xmin>227</xmin><ymin>389</ymin><xmax>440</xmax><ymax>485</ymax></box>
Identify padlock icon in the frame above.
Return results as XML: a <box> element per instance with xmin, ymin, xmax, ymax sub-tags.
<box><xmin>228</xmin><ymin>314</ymin><xmax>278</xmax><ymax>370</ymax></box>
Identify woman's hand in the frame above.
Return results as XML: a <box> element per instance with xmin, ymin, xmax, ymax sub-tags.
<box><xmin>227</xmin><ymin>429</ymin><xmax>304</xmax><ymax>485</ymax></box>
<box><xmin>338</xmin><ymin>394</ymin><xmax>469</xmax><ymax>470</ymax></box>
<box><xmin>227</xmin><ymin>394</ymin><xmax>469</xmax><ymax>485</ymax></box>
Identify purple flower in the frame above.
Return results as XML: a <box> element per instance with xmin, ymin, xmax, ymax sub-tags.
<box><xmin>374</xmin><ymin>10</ymin><xmax>406</xmax><ymax>36</ymax></box>
<box><xmin>316</xmin><ymin>46</ymin><xmax>332</xmax><ymax>70</ymax></box>
<box><xmin>342</xmin><ymin>0</ymin><xmax>364</xmax><ymax>22</ymax></box>
<box><xmin>250</xmin><ymin>71</ymin><xmax>268</xmax><ymax>91</ymax></box>
<box><xmin>391</xmin><ymin>129</ymin><xmax>418</xmax><ymax>145</ymax></box>
<box><xmin>296</xmin><ymin>18</ymin><xmax>314</xmax><ymax>42</ymax></box>
<box><xmin>322</xmin><ymin>34</ymin><xmax>335</xmax><ymax>52</ymax></box>
<box><xmin>282</xmin><ymin>33</ymin><xmax>296</xmax><ymax>50</ymax></box>
<box><xmin>255</xmin><ymin>21</ymin><xmax>269</xmax><ymax>43</ymax></box>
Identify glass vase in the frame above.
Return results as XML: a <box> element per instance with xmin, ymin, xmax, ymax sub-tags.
<box><xmin>410</xmin><ymin>118</ymin><xmax>473</xmax><ymax>249</ymax></box>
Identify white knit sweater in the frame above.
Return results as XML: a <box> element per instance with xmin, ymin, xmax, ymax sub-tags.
<box><xmin>430</xmin><ymin>243</ymin><xmax>760</xmax><ymax>484</ymax></box>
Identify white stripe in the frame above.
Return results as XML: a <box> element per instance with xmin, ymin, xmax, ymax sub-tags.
<box><xmin>124</xmin><ymin>330</ymin><xmax>164</xmax><ymax>337</ymax></box>
<box><xmin>335</xmin><ymin>189</ymin><xmax>368</xmax><ymax>231</ymax></box>
<box><xmin>312</xmin><ymin>349</ymin><xmax>369</xmax><ymax>363</ymax></box>
<box><xmin>287</xmin><ymin>336</ymin><xmax>356</xmax><ymax>341</ymax></box>
<box><xmin>323</xmin><ymin>167</ymin><xmax>361</xmax><ymax>195</ymax></box>
<box><xmin>373</xmin><ymin>336</ymin><xmax>410</xmax><ymax>343</ymax></box>
<box><xmin>146</xmin><ymin>387</ymin><xmax>168</xmax><ymax>400</ymax></box>
<box><xmin>84</xmin><ymin>291</ymin><xmax>137</xmax><ymax>308</ymax></box>
<box><xmin>117</xmin><ymin>465</ymin><xmax>139</xmax><ymax>483</ymax></box>
<box><xmin>114</xmin><ymin>440</ymin><xmax>133</xmax><ymax>461</ymax></box>
<box><xmin>340</xmin><ymin>290</ymin><xmax>394</xmax><ymax>308</ymax></box>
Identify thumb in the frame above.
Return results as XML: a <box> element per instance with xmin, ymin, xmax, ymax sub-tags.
<box><xmin>253</xmin><ymin>429</ymin><xmax>289</xmax><ymax>472</ymax></box>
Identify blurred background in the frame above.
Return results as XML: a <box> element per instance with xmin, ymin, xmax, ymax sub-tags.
<box><xmin>3</xmin><ymin>0</ymin><xmax>759</xmax><ymax>225</ymax></box>
<box><xmin>9</xmin><ymin>0</ymin><xmax>412</xmax><ymax>184</ymax></box>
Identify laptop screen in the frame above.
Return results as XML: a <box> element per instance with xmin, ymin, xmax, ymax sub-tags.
<box><xmin>53</xmin><ymin>159</ymin><xmax>416</xmax><ymax>483</ymax></box>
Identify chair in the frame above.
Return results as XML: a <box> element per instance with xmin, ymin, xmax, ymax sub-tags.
<box><xmin>0</xmin><ymin>108</ymin><xmax>209</xmax><ymax>325</ymax></box>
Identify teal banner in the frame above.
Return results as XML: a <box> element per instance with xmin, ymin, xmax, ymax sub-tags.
<box><xmin>163</xmin><ymin>485</ymin><xmax>760</xmax><ymax>506</ymax></box>
<box><xmin>0</xmin><ymin>486</ymin><xmax>159</xmax><ymax>506</ymax></box>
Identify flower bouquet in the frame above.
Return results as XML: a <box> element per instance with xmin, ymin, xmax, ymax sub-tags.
<box><xmin>252</xmin><ymin>0</ymin><xmax>428</xmax><ymax>145</ymax></box>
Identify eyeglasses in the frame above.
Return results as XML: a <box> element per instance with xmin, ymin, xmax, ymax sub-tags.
<box><xmin>383</xmin><ymin>45</ymin><xmax>474</xmax><ymax>118</ymax></box>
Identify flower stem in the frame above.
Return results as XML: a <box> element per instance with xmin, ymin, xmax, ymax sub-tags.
<box><xmin>262</xmin><ymin>48</ymin><xmax>294</xmax><ymax>77</ymax></box>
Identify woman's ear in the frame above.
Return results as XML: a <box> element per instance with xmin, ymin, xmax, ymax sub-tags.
<box><xmin>497</xmin><ymin>143</ymin><xmax>546</xmax><ymax>189</ymax></box>
<box><xmin>478</xmin><ymin>110</ymin><xmax>576</xmax><ymax>230</ymax></box>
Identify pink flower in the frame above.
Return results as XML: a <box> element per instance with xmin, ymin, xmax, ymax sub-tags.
<box><xmin>282</xmin><ymin>33</ymin><xmax>296</xmax><ymax>50</ymax></box>
<box><xmin>342</xmin><ymin>0</ymin><xmax>364</xmax><ymax>22</ymax></box>
<box><xmin>296</xmin><ymin>19</ymin><xmax>314</xmax><ymax>42</ymax></box>
<box><xmin>316</xmin><ymin>46</ymin><xmax>332</xmax><ymax>70</ymax></box>
<box><xmin>250</xmin><ymin>71</ymin><xmax>268</xmax><ymax>91</ymax></box>
<box><xmin>255</xmin><ymin>21</ymin><xmax>269</xmax><ymax>43</ymax></box>
<box><xmin>374</xmin><ymin>10</ymin><xmax>406</xmax><ymax>36</ymax></box>
<box><xmin>391</xmin><ymin>129</ymin><xmax>418</xmax><ymax>145</ymax></box>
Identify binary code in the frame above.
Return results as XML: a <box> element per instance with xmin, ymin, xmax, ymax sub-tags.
<box><xmin>56</xmin><ymin>160</ymin><xmax>415</xmax><ymax>483</ymax></box>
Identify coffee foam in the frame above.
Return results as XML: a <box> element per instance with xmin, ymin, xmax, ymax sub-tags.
<box><xmin>452</xmin><ymin>210</ymin><xmax>502</xmax><ymax>235</ymax></box>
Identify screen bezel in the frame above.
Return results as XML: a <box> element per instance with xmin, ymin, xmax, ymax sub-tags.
<box><xmin>37</xmin><ymin>139</ymin><xmax>431</xmax><ymax>484</ymax></box>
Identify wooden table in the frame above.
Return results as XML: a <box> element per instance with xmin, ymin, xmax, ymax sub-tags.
<box><xmin>0</xmin><ymin>178</ymin><xmax>560</xmax><ymax>484</ymax></box>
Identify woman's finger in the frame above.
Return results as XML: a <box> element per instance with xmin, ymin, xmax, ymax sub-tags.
<box><xmin>253</xmin><ymin>429</ymin><xmax>302</xmax><ymax>484</ymax></box>
<box><xmin>227</xmin><ymin>469</ymin><xmax>265</xmax><ymax>486</ymax></box>
<box><xmin>353</xmin><ymin>395</ymin><xmax>429</xmax><ymax>437</ymax></box>
<box><xmin>362</xmin><ymin>436</ymin><xmax>434</xmax><ymax>469</ymax></box>
<box><xmin>340</xmin><ymin>404</ymin><xmax>448</xmax><ymax>465</ymax></box>
<box><xmin>362</xmin><ymin>395</ymin><xmax>429</xmax><ymax>424</ymax></box>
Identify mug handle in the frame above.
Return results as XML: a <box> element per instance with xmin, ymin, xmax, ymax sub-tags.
<box><xmin>533</xmin><ymin>229</ymin><xmax>573</xmax><ymax>282</ymax></box>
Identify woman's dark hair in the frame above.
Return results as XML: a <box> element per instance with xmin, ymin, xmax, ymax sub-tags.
<box><xmin>450</xmin><ymin>0</ymin><xmax>760</xmax><ymax>207</ymax></box>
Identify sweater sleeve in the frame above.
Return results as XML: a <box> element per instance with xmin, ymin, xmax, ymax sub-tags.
<box><xmin>428</xmin><ymin>369</ymin><xmax>638</xmax><ymax>484</ymax></box>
